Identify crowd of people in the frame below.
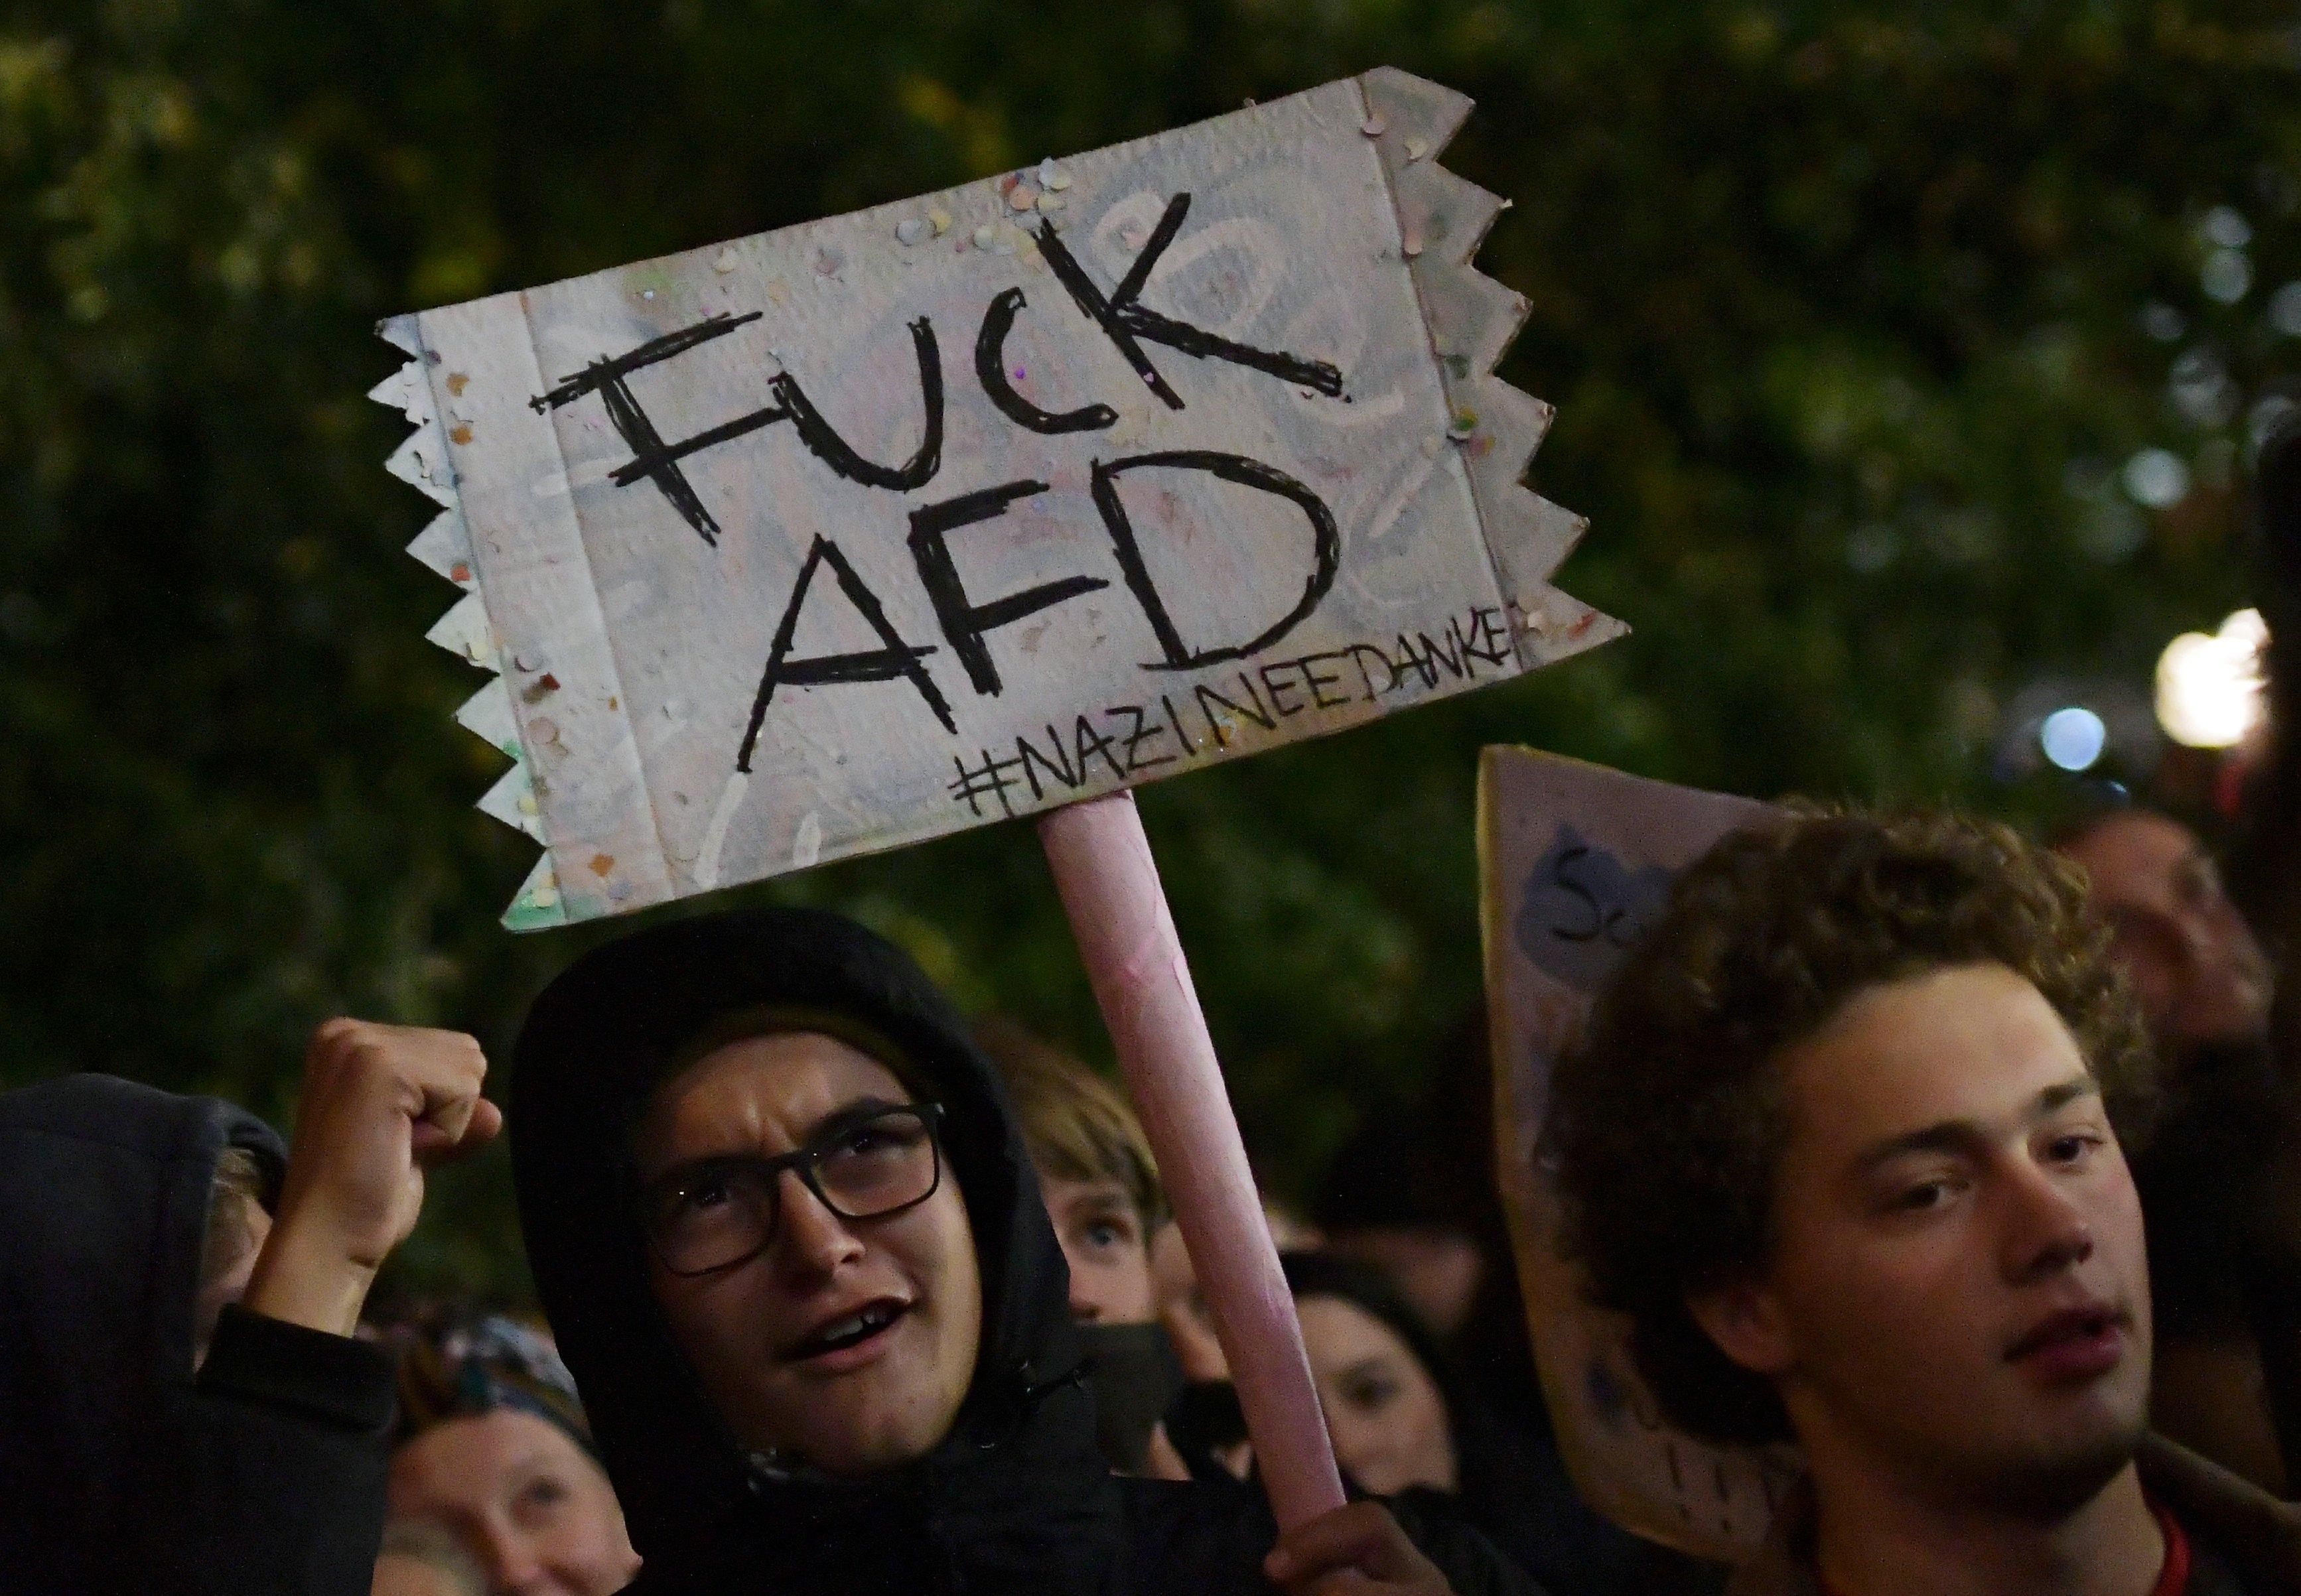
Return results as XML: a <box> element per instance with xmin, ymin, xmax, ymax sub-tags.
<box><xmin>5</xmin><ymin>792</ymin><xmax>2299</xmax><ymax>1596</ymax></box>
<box><xmin>10</xmin><ymin>479</ymin><xmax>2301</xmax><ymax>1596</ymax></box>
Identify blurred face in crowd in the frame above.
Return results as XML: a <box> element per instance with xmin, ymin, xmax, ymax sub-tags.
<box><xmin>1691</xmin><ymin>964</ymin><xmax>2152</xmax><ymax>1513</ymax></box>
<box><xmin>1297</xmin><ymin>1295</ymin><xmax>1458</xmax><ymax>1496</ymax></box>
<box><xmin>1326</xmin><ymin>1227</ymin><xmax>1485</xmax><ymax>1341</ymax></box>
<box><xmin>636</xmin><ymin>1032</ymin><xmax>982</xmax><ymax>1475</ymax></box>
<box><xmin>1040</xmin><ymin>1172</ymin><xmax>1155</xmax><ymax>1323</ymax></box>
<box><xmin>387</xmin><ymin>1410</ymin><xmax>638</xmax><ymax>1596</ymax></box>
<box><xmin>2059</xmin><ymin>812</ymin><xmax>2271</xmax><ymax>1051</ymax></box>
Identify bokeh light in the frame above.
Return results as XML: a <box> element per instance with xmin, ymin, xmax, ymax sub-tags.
<box><xmin>2156</xmin><ymin>609</ymin><xmax>2269</xmax><ymax>748</ymax></box>
<box><xmin>2039</xmin><ymin>706</ymin><xmax>2108</xmax><ymax>771</ymax></box>
<box><xmin>2123</xmin><ymin>448</ymin><xmax>2191</xmax><ymax>508</ymax></box>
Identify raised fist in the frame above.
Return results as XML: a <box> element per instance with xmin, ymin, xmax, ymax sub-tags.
<box><xmin>243</xmin><ymin>1020</ymin><xmax>502</xmax><ymax>1336</ymax></box>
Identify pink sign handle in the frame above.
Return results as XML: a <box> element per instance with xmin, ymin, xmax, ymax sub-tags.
<box><xmin>1037</xmin><ymin>791</ymin><xmax>1347</xmax><ymax>1529</ymax></box>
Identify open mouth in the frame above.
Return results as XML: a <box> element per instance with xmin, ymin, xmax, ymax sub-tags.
<box><xmin>786</xmin><ymin>1298</ymin><xmax>910</xmax><ymax>1362</ymax></box>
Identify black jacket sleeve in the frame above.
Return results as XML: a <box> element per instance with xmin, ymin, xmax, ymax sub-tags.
<box><xmin>139</xmin><ymin>1304</ymin><xmax>395</xmax><ymax>1596</ymax></box>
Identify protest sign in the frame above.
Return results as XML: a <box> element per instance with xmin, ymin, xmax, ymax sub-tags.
<box><xmin>1478</xmin><ymin>746</ymin><xmax>1799</xmax><ymax>1559</ymax></box>
<box><xmin>372</xmin><ymin>67</ymin><xmax>1616</xmax><ymax>929</ymax></box>
<box><xmin>377</xmin><ymin>68</ymin><xmax>1619</xmax><ymax>1531</ymax></box>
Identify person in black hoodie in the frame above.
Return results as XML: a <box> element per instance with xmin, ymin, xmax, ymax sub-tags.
<box><xmin>510</xmin><ymin>905</ymin><xmax>1543</xmax><ymax>1596</ymax></box>
<box><xmin>0</xmin><ymin>1019</ymin><xmax>499</xmax><ymax>1594</ymax></box>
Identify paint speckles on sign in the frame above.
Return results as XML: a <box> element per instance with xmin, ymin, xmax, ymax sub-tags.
<box><xmin>382</xmin><ymin>69</ymin><xmax>1620</xmax><ymax>927</ymax></box>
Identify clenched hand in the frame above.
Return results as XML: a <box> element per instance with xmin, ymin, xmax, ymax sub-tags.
<box><xmin>243</xmin><ymin>1020</ymin><xmax>502</xmax><ymax>1337</ymax></box>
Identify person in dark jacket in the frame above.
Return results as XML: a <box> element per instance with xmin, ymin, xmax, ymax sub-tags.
<box><xmin>510</xmin><ymin>905</ymin><xmax>1541</xmax><ymax>1596</ymax></box>
<box><xmin>0</xmin><ymin>1020</ymin><xmax>498</xmax><ymax>1595</ymax></box>
<box><xmin>1283</xmin><ymin>1250</ymin><xmax>1718</xmax><ymax>1595</ymax></box>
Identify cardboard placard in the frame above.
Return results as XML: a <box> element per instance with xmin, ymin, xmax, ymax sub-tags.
<box><xmin>1477</xmin><ymin>746</ymin><xmax>1801</xmax><ymax>1560</ymax></box>
<box><xmin>374</xmin><ymin>68</ymin><xmax>1618</xmax><ymax>928</ymax></box>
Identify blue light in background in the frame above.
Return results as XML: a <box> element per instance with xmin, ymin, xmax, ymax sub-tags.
<box><xmin>2040</xmin><ymin>706</ymin><xmax>2108</xmax><ymax>771</ymax></box>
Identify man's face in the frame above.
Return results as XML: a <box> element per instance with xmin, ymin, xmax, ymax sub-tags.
<box><xmin>1699</xmin><ymin>964</ymin><xmax>2153</xmax><ymax>1514</ymax></box>
<box><xmin>636</xmin><ymin>1033</ymin><xmax>982</xmax><ymax>1475</ymax></box>
<box><xmin>2059</xmin><ymin>812</ymin><xmax>2271</xmax><ymax>1050</ymax></box>
<box><xmin>387</xmin><ymin>1409</ymin><xmax>640</xmax><ymax>1596</ymax></box>
<box><xmin>1039</xmin><ymin>1173</ymin><xmax>1154</xmax><ymax>1323</ymax></box>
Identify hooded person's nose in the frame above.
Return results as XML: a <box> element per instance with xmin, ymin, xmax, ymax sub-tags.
<box><xmin>772</xmin><ymin>1169</ymin><xmax>869</xmax><ymax>1281</ymax></box>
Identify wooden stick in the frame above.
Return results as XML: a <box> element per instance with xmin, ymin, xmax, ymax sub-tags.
<box><xmin>1038</xmin><ymin>791</ymin><xmax>1346</xmax><ymax>1528</ymax></box>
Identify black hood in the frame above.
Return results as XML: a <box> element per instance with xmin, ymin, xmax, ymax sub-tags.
<box><xmin>0</xmin><ymin>1074</ymin><xmax>285</xmax><ymax>1579</ymax></box>
<box><xmin>511</xmin><ymin>906</ymin><xmax>1119</xmax><ymax>1593</ymax></box>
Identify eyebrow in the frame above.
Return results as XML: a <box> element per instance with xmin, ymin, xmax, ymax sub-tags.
<box><xmin>1062</xmin><ymin>1183</ymin><xmax>1135</xmax><ymax>1212</ymax></box>
<box><xmin>648</xmin><ymin>1093</ymin><xmax>915</xmax><ymax>1178</ymax></box>
<box><xmin>1850</xmin><ymin>1075</ymin><xmax>2099</xmax><ymax>1175</ymax></box>
<box><xmin>806</xmin><ymin>1095</ymin><xmax>914</xmax><ymax>1139</ymax></box>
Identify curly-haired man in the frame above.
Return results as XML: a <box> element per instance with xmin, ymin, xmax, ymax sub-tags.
<box><xmin>1547</xmin><ymin>809</ymin><xmax>2300</xmax><ymax>1595</ymax></box>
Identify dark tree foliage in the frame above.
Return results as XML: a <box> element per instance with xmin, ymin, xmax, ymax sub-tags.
<box><xmin>1</xmin><ymin>0</ymin><xmax>2294</xmax><ymax>1294</ymax></box>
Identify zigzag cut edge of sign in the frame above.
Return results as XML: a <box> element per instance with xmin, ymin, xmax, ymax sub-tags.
<box><xmin>1356</xmin><ymin>66</ymin><xmax>1625</xmax><ymax>671</ymax></box>
<box><xmin>369</xmin><ymin>68</ymin><xmax>1622</xmax><ymax>931</ymax></box>
<box><xmin>370</xmin><ymin>314</ymin><xmax>567</xmax><ymax>932</ymax></box>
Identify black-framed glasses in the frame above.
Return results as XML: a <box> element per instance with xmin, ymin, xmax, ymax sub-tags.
<box><xmin>640</xmin><ymin>1102</ymin><xmax>945</xmax><ymax>1277</ymax></box>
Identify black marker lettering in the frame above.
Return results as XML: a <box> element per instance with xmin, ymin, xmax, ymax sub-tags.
<box><xmin>762</xmin><ymin>317</ymin><xmax>944</xmax><ymax>491</ymax></box>
<box><xmin>1109</xmin><ymin>704</ymin><xmax>1177</xmax><ymax>773</ymax></box>
<box><xmin>1160</xmin><ymin>693</ymin><xmax>1201</xmax><ymax>756</ymax></box>
<box><xmin>1072</xmin><ymin>714</ymin><xmax>1129</xmax><ymax>782</ymax></box>
<box><xmin>537</xmin><ymin>312</ymin><xmax>945</xmax><ymax>543</ymax></box>
<box><xmin>1301</xmin><ymin>651</ymin><xmax>1352</xmax><ymax>710</ymax></box>
<box><xmin>1036</xmin><ymin>193</ymin><xmax>1344</xmax><ymax>409</ymax></box>
<box><xmin>1259</xmin><ymin>659</ymin><xmax>1305</xmax><ymax>717</ymax></box>
<box><xmin>1089</xmin><ymin>450</ymin><xmax>1340</xmax><ymax>671</ymax></box>
<box><xmin>1417</xmin><ymin>628</ymin><xmax>1465</xmax><ymax>682</ymax></box>
<box><xmin>531</xmin><ymin>312</ymin><xmax>768</xmax><ymax>545</ymax></box>
<box><xmin>1397</xmin><ymin>643</ymin><xmax>1424</xmax><ymax>691</ymax></box>
<box><xmin>907</xmin><ymin>478</ymin><xmax>1107</xmax><ymax>696</ymax></box>
<box><xmin>1194</xmin><ymin>680</ymin><xmax>1276</xmax><ymax>749</ymax></box>
<box><xmin>1233</xmin><ymin>671</ymin><xmax>1275</xmax><ymax>726</ymax></box>
<box><xmin>739</xmin><ymin>537</ymin><xmax>953</xmax><ymax>771</ymax></box>
<box><xmin>975</xmin><ymin>287</ymin><xmax>1118</xmax><ymax>434</ymax></box>
<box><xmin>948</xmin><ymin>748</ymin><xmax>1026</xmax><ymax>819</ymax></box>
<box><xmin>1347</xmin><ymin>642</ymin><xmax>1399</xmax><ymax>700</ymax></box>
<box><xmin>1016</xmin><ymin>725</ymin><xmax>1080</xmax><ymax>801</ymax></box>
<box><xmin>1472</xmin><ymin>605</ymin><xmax>1513</xmax><ymax>667</ymax></box>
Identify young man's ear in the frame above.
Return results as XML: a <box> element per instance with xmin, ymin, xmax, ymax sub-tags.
<box><xmin>1687</xmin><ymin>1278</ymin><xmax>1793</xmax><ymax>1379</ymax></box>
